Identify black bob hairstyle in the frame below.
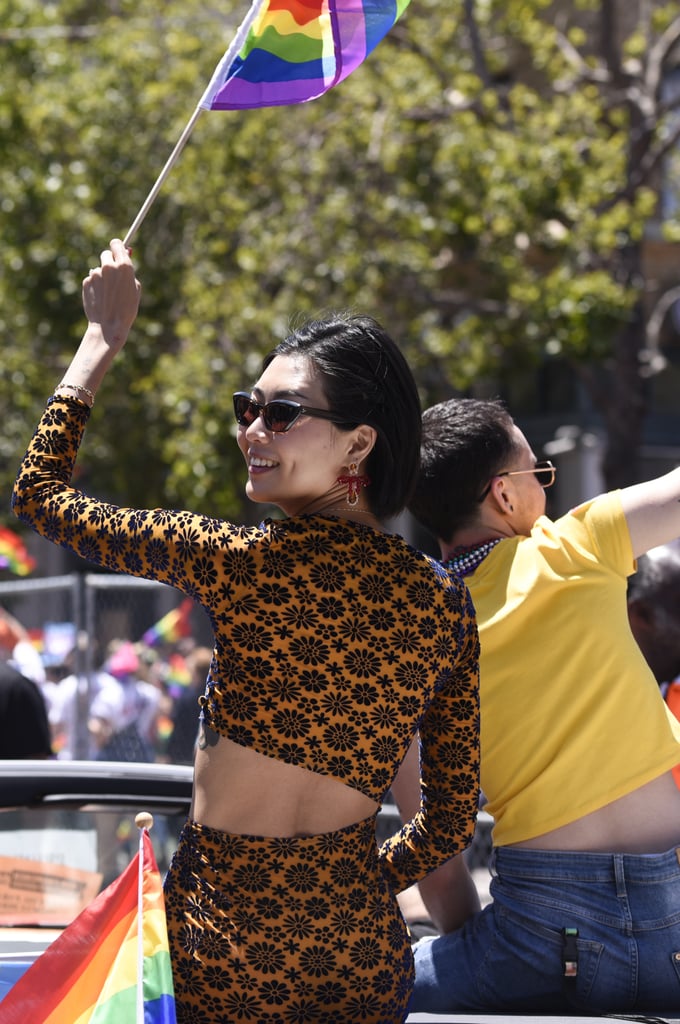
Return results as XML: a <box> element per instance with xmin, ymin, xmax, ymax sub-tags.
<box><xmin>263</xmin><ymin>313</ymin><xmax>421</xmax><ymax>521</ymax></box>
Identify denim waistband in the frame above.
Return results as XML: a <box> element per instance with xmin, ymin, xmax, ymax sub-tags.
<box><xmin>492</xmin><ymin>844</ymin><xmax>680</xmax><ymax>883</ymax></box>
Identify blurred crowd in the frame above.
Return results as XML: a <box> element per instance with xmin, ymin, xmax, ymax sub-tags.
<box><xmin>0</xmin><ymin>603</ymin><xmax>209</xmax><ymax>765</ymax></box>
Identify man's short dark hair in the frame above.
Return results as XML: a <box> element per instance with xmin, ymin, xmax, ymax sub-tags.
<box><xmin>408</xmin><ymin>398</ymin><xmax>518</xmax><ymax>544</ymax></box>
<box><xmin>628</xmin><ymin>542</ymin><xmax>680</xmax><ymax>610</ymax></box>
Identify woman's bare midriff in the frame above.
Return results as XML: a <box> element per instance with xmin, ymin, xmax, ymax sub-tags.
<box><xmin>509</xmin><ymin>771</ymin><xmax>680</xmax><ymax>853</ymax></box>
<box><xmin>190</xmin><ymin>727</ymin><xmax>379</xmax><ymax>838</ymax></box>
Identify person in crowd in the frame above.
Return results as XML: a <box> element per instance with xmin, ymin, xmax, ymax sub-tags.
<box><xmin>47</xmin><ymin>649</ymin><xmax>124</xmax><ymax>760</ymax></box>
<box><xmin>12</xmin><ymin>239</ymin><xmax>480</xmax><ymax>1023</ymax></box>
<box><xmin>164</xmin><ymin>645</ymin><xmax>213</xmax><ymax>765</ymax></box>
<box><xmin>0</xmin><ymin>606</ymin><xmax>47</xmax><ymax>691</ymax></box>
<box><xmin>0</xmin><ymin>606</ymin><xmax>30</xmax><ymax>656</ymax></box>
<box><xmin>94</xmin><ymin>640</ymin><xmax>160</xmax><ymax>762</ymax></box>
<box><xmin>392</xmin><ymin>396</ymin><xmax>680</xmax><ymax>1016</ymax></box>
<box><xmin>0</xmin><ymin>660</ymin><xmax>53</xmax><ymax>759</ymax></box>
<box><xmin>627</xmin><ymin>540</ymin><xmax>680</xmax><ymax>787</ymax></box>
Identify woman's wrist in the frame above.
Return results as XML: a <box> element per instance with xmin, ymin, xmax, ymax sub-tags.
<box><xmin>54</xmin><ymin>382</ymin><xmax>96</xmax><ymax>407</ymax></box>
<box><xmin>53</xmin><ymin>324</ymin><xmax>119</xmax><ymax>407</ymax></box>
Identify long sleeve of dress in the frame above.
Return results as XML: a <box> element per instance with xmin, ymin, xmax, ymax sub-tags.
<box><xmin>11</xmin><ymin>397</ymin><xmax>248</xmax><ymax>601</ymax></box>
<box><xmin>378</xmin><ymin>577</ymin><xmax>480</xmax><ymax>892</ymax></box>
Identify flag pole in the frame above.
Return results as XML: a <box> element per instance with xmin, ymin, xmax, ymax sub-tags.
<box><xmin>122</xmin><ymin>0</ymin><xmax>266</xmax><ymax>248</ymax></box>
<box><xmin>135</xmin><ymin>812</ymin><xmax>154</xmax><ymax>1024</ymax></box>
<box><xmin>123</xmin><ymin>109</ymin><xmax>203</xmax><ymax>248</ymax></box>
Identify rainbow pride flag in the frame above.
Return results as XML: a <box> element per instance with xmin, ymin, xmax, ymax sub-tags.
<box><xmin>141</xmin><ymin>598</ymin><xmax>194</xmax><ymax>647</ymax></box>
<box><xmin>0</xmin><ymin>525</ymin><xmax>36</xmax><ymax>576</ymax></box>
<box><xmin>164</xmin><ymin>652</ymin><xmax>192</xmax><ymax>690</ymax></box>
<box><xmin>199</xmin><ymin>0</ymin><xmax>411</xmax><ymax>110</ymax></box>
<box><xmin>0</xmin><ymin>830</ymin><xmax>176</xmax><ymax>1023</ymax></box>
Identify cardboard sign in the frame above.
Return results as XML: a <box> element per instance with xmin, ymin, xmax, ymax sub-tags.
<box><xmin>0</xmin><ymin>855</ymin><xmax>101</xmax><ymax>926</ymax></box>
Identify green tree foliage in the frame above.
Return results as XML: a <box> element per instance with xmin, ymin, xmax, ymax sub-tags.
<box><xmin>1</xmin><ymin>0</ymin><xmax>679</xmax><ymax>543</ymax></box>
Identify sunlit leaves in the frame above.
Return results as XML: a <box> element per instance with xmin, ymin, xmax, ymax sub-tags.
<box><xmin>1</xmin><ymin>0</ymin><xmax>678</xmax><ymax>512</ymax></box>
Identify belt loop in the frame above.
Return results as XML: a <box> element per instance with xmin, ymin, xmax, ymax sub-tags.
<box><xmin>613</xmin><ymin>852</ymin><xmax>627</xmax><ymax>897</ymax></box>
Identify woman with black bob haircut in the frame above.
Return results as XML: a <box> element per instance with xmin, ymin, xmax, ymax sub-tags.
<box><xmin>13</xmin><ymin>239</ymin><xmax>480</xmax><ymax>1023</ymax></box>
<box><xmin>263</xmin><ymin>312</ymin><xmax>422</xmax><ymax>521</ymax></box>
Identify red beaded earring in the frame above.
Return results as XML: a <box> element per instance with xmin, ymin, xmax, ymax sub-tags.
<box><xmin>337</xmin><ymin>462</ymin><xmax>371</xmax><ymax>507</ymax></box>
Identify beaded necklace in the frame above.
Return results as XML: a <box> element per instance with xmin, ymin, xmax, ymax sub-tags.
<box><xmin>443</xmin><ymin>538</ymin><xmax>502</xmax><ymax>578</ymax></box>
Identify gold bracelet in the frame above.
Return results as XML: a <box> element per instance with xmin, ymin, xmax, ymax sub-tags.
<box><xmin>55</xmin><ymin>382</ymin><xmax>95</xmax><ymax>407</ymax></box>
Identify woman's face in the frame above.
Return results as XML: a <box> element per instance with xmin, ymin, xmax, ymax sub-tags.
<box><xmin>236</xmin><ymin>354</ymin><xmax>349</xmax><ymax>516</ymax></box>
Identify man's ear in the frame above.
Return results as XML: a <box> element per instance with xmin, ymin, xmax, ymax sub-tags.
<box><xmin>490</xmin><ymin>476</ymin><xmax>514</xmax><ymax>514</ymax></box>
<box><xmin>346</xmin><ymin>425</ymin><xmax>377</xmax><ymax>467</ymax></box>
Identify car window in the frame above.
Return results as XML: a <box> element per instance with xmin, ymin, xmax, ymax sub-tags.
<box><xmin>0</xmin><ymin>806</ymin><xmax>184</xmax><ymax>928</ymax></box>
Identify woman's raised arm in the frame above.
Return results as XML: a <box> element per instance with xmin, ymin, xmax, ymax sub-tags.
<box><xmin>54</xmin><ymin>238</ymin><xmax>141</xmax><ymax>408</ymax></box>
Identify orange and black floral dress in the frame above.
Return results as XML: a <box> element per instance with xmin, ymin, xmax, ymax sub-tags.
<box><xmin>13</xmin><ymin>396</ymin><xmax>480</xmax><ymax>1024</ymax></box>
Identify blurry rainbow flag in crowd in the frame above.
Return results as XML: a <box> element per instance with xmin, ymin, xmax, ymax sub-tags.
<box><xmin>0</xmin><ymin>829</ymin><xmax>176</xmax><ymax>1023</ymax></box>
<box><xmin>164</xmin><ymin>652</ymin><xmax>192</xmax><ymax>690</ymax></box>
<box><xmin>142</xmin><ymin>598</ymin><xmax>194</xmax><ymax>647</ymax></box>
<box><xmin>0</xmin><ymin>525</ymin><xmax>36</xmax><ymax>576</ymax></box>
<box><xmin>199</xmin><ymin>0</ymin><xmax>411</xmax><ymax>110</ymax></box>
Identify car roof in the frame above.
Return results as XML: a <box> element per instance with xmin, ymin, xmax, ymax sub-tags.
<box><xmin>0</xmin><ymin>759</ymin><xmax>193</xmax><ymax>811</ymax></box>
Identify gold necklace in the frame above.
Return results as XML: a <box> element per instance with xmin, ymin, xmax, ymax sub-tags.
<box><xmin>322</xmin><ymin>507</ymin><xmax>373</xmax><ymax>515</ymax></box>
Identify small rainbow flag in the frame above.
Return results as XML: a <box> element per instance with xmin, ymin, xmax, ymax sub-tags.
<box><xmin>0</xmin><ymin>829</ymin><xmax>176</xmax><ymax>1023</ymax></box>
<box><xmin>0</xmin><ymin>525</ymin><xmax>36</xmax><ymax>576</ymax></box>
<box><xmin>165</xmin><ymin>652</ymin><xmax>192</xmax><ymax>688</ymax></box>
<box><xmin>156</xmin><ymin>712</ymin><xmax>175</xmax><ymax>744</ymax></box>
<box><xmin>141</xmin><ymin>598</ymin><xmax>194</xmax><ymax>647</ymax></box>
<box><xmin>199</xmin><ymin>0</ymin><xmax>411</xmax><ymax>110</ymax></box>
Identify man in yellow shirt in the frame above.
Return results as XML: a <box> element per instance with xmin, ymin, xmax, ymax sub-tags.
<box><xmin>395</xmin><ymin>397</ymin><xmax>680</xmax><ymax>1015</ymax></box>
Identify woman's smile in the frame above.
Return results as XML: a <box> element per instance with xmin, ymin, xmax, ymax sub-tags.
<box><xmin>248</xmin><ymin>451</ymin><xmax>279</xmax><ymax>474</ymax></box>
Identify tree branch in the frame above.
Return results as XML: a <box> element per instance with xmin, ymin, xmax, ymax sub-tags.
<box><xmin>627</xmin><ymin>118</ymin><xmax>680</xmax><ymax>196</ymax></box>
<box><xmin>463</xmin><ymin>0</ymin><xmax>491</xmax><ymax>87</ymax></box>
<box><xmin>552</xmin><ymin>30</ymin><xmax>609</xmax><ymax>86</ymax></box>
<box><xmin>644</xmin><ymin>13</ymin><xmax>680</xmax><ymax>98</ymax></box>
<box><xmin>643</xmin><ymin>283</ymin><xmax>680</xmax><ymax>376</ymax></box>
<box><xmin>599</xmin><ymin>0</ymin><xmax>623</xmax><ymax>84</ymax></box>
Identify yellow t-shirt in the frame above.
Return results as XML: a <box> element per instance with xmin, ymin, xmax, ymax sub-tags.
<box><xmin>465</xmin><ymin>490</ymin><xmax>680</xmax><ymax>846</ymax></box>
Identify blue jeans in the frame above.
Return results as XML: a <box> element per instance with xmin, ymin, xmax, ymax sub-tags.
<box><xmin>411</xmin><ymin>845</ymin><xmax>680</xmax><ymax>1014</ymax></box>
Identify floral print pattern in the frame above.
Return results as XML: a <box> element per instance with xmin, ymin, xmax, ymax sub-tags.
<box><xmin>12</xmin><ymin>396</ymin><xmax>481</xmax><ymax>1020</ymax></box>
<box><xmin>165</xmin><ymin>817</ymin><xmax>415</xmax><ymax>1022</ymax></box>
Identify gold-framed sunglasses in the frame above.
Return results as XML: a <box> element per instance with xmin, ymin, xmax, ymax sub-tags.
<box><xmin>477</xmin><ymin>460</ymin><xmax>556</xmax><ymax>503</ymax></box>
